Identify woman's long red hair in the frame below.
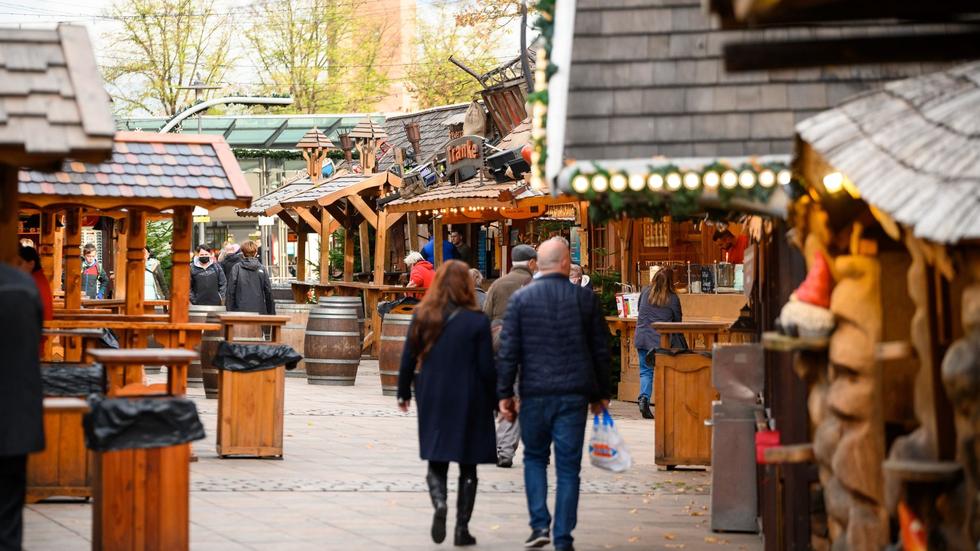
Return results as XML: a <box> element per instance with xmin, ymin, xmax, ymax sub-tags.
<box><xmin>408</xmin><ymin>260</ymin><xmax>478</xmax><ymax>363</ymax></box>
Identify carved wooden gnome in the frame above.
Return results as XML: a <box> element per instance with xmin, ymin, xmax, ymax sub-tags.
<box><xmin>777</xmin><ymin>250</ymin><xmax>835</xmax><ymax>338</ymax></box>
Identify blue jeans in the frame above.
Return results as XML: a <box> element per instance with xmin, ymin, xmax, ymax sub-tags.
<box><xmin>637</xmin><ymin>348</ymin><xmax>653</xmax><ymax>401</ymax></box>
<box><xmin>519</xmin><ymin>394</ymin><xmax>589</xmax><ymax>548</ymax></box>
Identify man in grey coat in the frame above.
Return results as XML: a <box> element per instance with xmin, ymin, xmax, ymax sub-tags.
<box><xmin>226</xmin><ymin>240</ymin><xmax>276</xmax><ymax>315</ymax></box>
<box><xmin>483</xmin><ymin>244</ymin><xmax>537</xmax><ymax>468</ymax></box>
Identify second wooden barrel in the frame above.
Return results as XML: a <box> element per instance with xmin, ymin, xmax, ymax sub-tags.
<box><xmin>276</xmin><ymin>301</ymin><xmax>313</xmax><ymax>378</ymax></box>
<box><xmin>189</xmin><ymin>304</ymin><xmax>225</xmax><ymax>392</ymax></box>
<box><xmin>304</xmin><ymin>306</ymin><xmax>360</xmax><ymax>386</ymax></box>
<box><xmin>318</xmin><ymin>296</ymin><xmax>365</xmax><ymax>342</ymax></box>
<box><xmin>378</xmin><ymin>313</ymin><xmax>411</xmax><ymax>396</ymax></box>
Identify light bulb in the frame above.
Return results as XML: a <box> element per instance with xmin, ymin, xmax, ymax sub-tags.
<box><xmin>591</xmin><ymin>174</ymin><xmax>609</xmax><ymax>192</ymax></box>
<box><xmin>648</xmin><ymin>173</ymin><xmax>664</xmax><ymax>190</ymax></box>
<box><xmin>571</xmin><ymin>174</ymin><xmax>590</xmax><ymax>193</ymax></box>
<box><xmin>609</xmin><ymin>173</ymin><xmax>628</xmax><ymax>192</ymax></box>
<box><xmin>722</xmin><ymin>170</ymin><xmax>738</xmax><ymax>189</ymax></box>
<box><xmin>666</xmin><ymin>172</ymin><xmax>682</xmax><ymax>190</ymax></box>
<box><xmin>628</xmin><ymin>173</ymin><xmax>646</xmax><ymax>191</ymax></box>
<box><xmin>683</xmin><ymin>172</ymin><xmax>700</xmax><ymax>190</ymax></box>
<box><xmin>823</xmin><ymin>172</ymin><xmax>844</xmax><ymax>193</ymax></box>
<box><xmin>703</xmin><ymin>171</ymin><xmax>720</xmax><ymax>189</ymax></box>
<box><xmin>738</xmin><ymin>170</ymin><xmax>755</xmax><ymax>189</ymax></box>
<box><xmin>759</xmin><ymin>170</ymin><xmax>775</xmax><ymax>188</ymax></box>
<box><xmin>777</xmin><ymin>169</ymin><xmax>792</xmax><ymax>186</ymax></box>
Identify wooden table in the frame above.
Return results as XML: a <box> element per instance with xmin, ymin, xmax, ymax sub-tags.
<box><xmin>217</xmin><ymin>312</ymin><xmax>290</xmax><ymax>344</ymax></box>
<box><xmin>42</xmin><ymin>327</ymin><xmax>104</xmax><ymax>362</ymax></box>
<box><xmin>89</xmin><ymin>348</ymin><xmax>198</xmax><ymax>397</ymax></box>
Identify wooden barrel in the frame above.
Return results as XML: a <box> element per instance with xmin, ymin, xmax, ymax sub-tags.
<box><xmin>271</xmin><ymin>284</ymin><xmax>294</xmax><ymax>302</ymax></box>
<box><xmin>190</xmin><ymin>305</ymin><xmax>226</xmax><ymax>398</ymax></box>
<box><xmin>318</xmin><ymin>296</ymin><xmax>365</xmax><ymax>342</ymax></box>
<box><xmin>379</xmin><ymin>313</ymin><xmax>412</xmax><ymax>396</ymax></box>
<box><xmin>304</xmin><ymin>306</ymin><xmax>360</xmax><ymax>386</ymax></box>
<box><xmin>276</xmin><ymin>301</ymin><xmax>313</xmax><ymax>378</ymax></box>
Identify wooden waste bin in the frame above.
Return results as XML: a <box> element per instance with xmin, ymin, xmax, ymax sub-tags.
<box><xmin>88</xmin><ymin>348</ymin><xmax>198</xmax><ymax>551</ymax></box>
<box><xmin>27</xmin><ymin>363</ymin><xmax>102</xmax><ymax>503</ymax></box>
<box><xmin>215</xmin><ymin>313</ymin><xmax>290</xmax><ymax>458</ymax></box>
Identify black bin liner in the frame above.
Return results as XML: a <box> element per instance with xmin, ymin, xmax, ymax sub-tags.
<box><xmin>212</xmin><ymin>341</ymin><xmax>301</xmax><ymax>372</ymax></box>
<box><xmin>100</xmin><ymin>328</ymin><xmax>120</xmax><ymax>349</ymax></box>
<box><xmin>378</xmin><ymin>296</ymin><xmax>420</xmax><ymax>319</ymax></box>
<box><xmin>83</xmin><ymin>396</ymin><xmax>206</xmax><ymax>452</ymax></box>
<box><xmin>40</xmin><ymin>363</ymin><xmax>104</xmax><ymax>396</ymax></box>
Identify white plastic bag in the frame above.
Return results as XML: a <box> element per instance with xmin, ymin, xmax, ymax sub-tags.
<box><xmin>588</xmin><ymin>408</ymin><xmax>632</xmax><ymax>472</ymax></box>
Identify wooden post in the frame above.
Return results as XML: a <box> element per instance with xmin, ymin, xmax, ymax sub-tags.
<box><xmin>125</xmin><ymin>211</ymin><xmax>147</xmax><ymax>316</ymax></box>
<box><xmin>64</xmin><ymin>208</ymin><xmax>82</xmax><ymax>310</ymax></box>
<box><xmin>0</xmin><ymin>167</ymin><xmax>16</xmax><ymax>264</ymax></box>
<box><xmin>433</xmin><ymin>218</ymin><xmax>444</xmax><ymax>268</ymax></box>
<box><xmin>296</xmin><ymin>223</ymin><xmax>307</xmax><ymax>282</ymax></box>
<box><xmin>113</xmin><ymin>217</ymin><xmax>127</xmax><ymax>303</ymax></box>
<box><xmin>39</xmin><ymin>211</ymin><xmax>56</xmax><ymax>282</ymax></box>
<box><xmin>319</xmin><ymin>208</ymin><xmax>331</xmax><ymax>284</ymax></box>
<box><xmin>407</xmin><ymin>213</ymin><xmax>420</xmax><ymax>251</ymax></box>
<box><xmin>53</xmin><ymin>227</ymin><xmax>63</xmax><ymax>294</ymax></box>
<box><xmin>343</xmin><ymin>223</ymin><xmax>354</xmax><ymax>282</ymax></box>
<box><xmin>170</xmin><ymin>208</ymin><xmax>192</xmax><ymax>323</ymax></box>
<box><xmin>358</xmin><ymin>221</ymin><xmax>371</xmax><ymax>279</ymax></box>
<box><xmin>374</xmin><ymin>212</ymin><xmax>388</xmax><ymax>286</ymax></box>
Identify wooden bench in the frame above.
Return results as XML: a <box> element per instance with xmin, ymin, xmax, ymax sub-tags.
<box><xmin>88</xmin><ymin>348</ymin><xmax>197</xmax><ymax>551</ymax></box>
<box><xmin>42</xmin><ymin>327</ymin><xmax>104</xmax><ymax>362</ymax></box>
<box><xmin>215</xmin><ymin>313</ymin><xmax>290</xmax><ymax>459</ymax></box>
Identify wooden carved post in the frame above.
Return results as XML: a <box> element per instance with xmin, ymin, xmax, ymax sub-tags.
<box><xmin>113</xmin><ymin>217</ymin><xmax>128</xmax><ymax>302</ymax></box>
<box><xmin>0</xmin><ymin>167</ymin><xmax>17</xmax><ymax>264</ymax></box>
<box><xmin>407</xmin><ymin>213</ymin><xmax>420</xmax><ymax>251</ymax></box>
<box><xmin>170</xmin><ymin>207</ymin><xmax>192</xmax><ymax>323</ymax></box>
<box><xmin>358</xmin><ymin>222</ymin><xmax>371</xmax><ymax>279</ymax></box>
<box><xmin>64</xmin><ymin>208</ymin><xmax>82</xmax><ymax>310</ymax></box>
<box><xmin>433</xmin><ymin>218</ymin><xmax>444</xmax><ymax>268</ymax></box>
<box><xmin>38</xmin><ymin>211</ymin><xmax>56</xmax><ymax>282</ymax></box>
<box><xmin>343</xmin><ymin>222</ymin><xmax>354</xmax><ymax>282</ymax></box>
<box><xmin>296</xmin><ymin>224</ymin><xmax>307</xmax><ymax>282</ymax></box>
<box><xmin>374</xmin><ymin>211</ymin><xmax>388</xmax><ymax>286</ymax></box>
<box><xmin>320</xmin><ymin>208</ymin><xmax>332</xmax><ymax>284</ymax></box>
<box><xmin>125</xmin><ymin>210</ymin><xmax>147</xmax><ymax>316</ymax></box>
<box><xmin>816</xmin><ymin>226</ymin><xmax>887</xmax><ymax>549</ymax></box>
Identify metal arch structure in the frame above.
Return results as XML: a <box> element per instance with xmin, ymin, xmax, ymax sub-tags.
<box><xmin>159</xmin><ymin>96</ymin><xmax>294</xmax><ymax>134</ymax></box>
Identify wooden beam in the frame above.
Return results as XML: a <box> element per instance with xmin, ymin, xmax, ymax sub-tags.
<box><xmin>343</xmin><ymin>223</ymin><xmax>355</xmax><ymax>282</ymax></box>
<box><xmin>319</xmin><ymin>207</ymin><xmax>332</xmax><ymax>284</ymax></box>
<box><xmin>125</xmin><ymin>210</ymin><xmax>147</xmax><ymax>316</ymax></box>
<box><xmin>38</xmin><ymin>211</ymin><xmax>56</xmax><ymax>283</ymax></box>
<box><xmin>276</xmin><ymin>211</ymin><xmax>298</xmax><ymax>233</ymax></box>
<box><xmin>0</xmin><ymin>167</ymin><xmax>17</xmax><ymax>264</ymax></box>
<box><xmin>296</xmin><ymin>226</ymin><xmax>307</xmax><ymax>282</ymax></box>
<box><xmin>407</xmin><ymin>212</ymin><xmax>420</xmax><ymax>251</ymax></box>
<box><xmin>347</xmin><ymin>194</ymin><xmax>377</xmax><ymax>229</ymax></box>
<box><xmin>374</xmin><ymin>211</ymin><xmax>388</xmax><ymax>286</ymax></box>
<box><xmin>53</xmin><ymin>226</ymin><xmax>63</xmax><ymax>294</ymax></box>
<box><xmin>358</xmin><ymin>221</ymin><xmax>371</xmax><ymax>277</ymax></box>
<box><xmin>113</xmin><ymin>216</ymin><xmax>127</xmax><ymax>302</ymax></box>
<box><xmin>293</xmin><ymin>207</ymin><xmax>322</xmax><ymax>235</ymax></box>
<box><xmin>385</xmin><ymin>212</ymin><xmax>406</xmax><ymax>231</ymax></box>
<box><xmin>64</xmin><ymin>208</ymin><xmax>82</xmax><ymax>309</ymax></box>
<box><xmin>433</xmin><ymin>217</ymin><xmax>444</xmax><ymax>268</ymax></box>
<box><xmin>723</xmin><ymin>32</ymin><xmax>980</xmax><ymax>72</ymax></box>
<box><xmin>169</xmin><ymin>207</ymin><xmax>192</xmax><ymax>323</ymax></box>
<box><xmin>323</xmin><ymin>203</ymin><xmax>347</xmax><ymax>226</ymax></box>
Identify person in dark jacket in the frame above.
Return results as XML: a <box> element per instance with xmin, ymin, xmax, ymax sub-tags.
<box><xmin>0</xmin><ymin>262</ymin><xmax>44</xmax><ymax>550</ymax></box>
<box><xmin>219</xmin><ymin>243</ymin><xmax>244</xmax><ymax>281</ymax></box>
<box><xmin>497</xmin><ymin>237</ymin><xmax>611</xmax><ymax>551</ymax></box>
<box><xmin>397</xmin><ymin>260</ymin><xmax>496</xmax><ymax>547</ymax></box>
<box><xmin>633</xmin><ymin>268</ymin><xmax>683</xmax><ymax>419</ymax></box>
<box><xmin>420</xmin><ymin>236</ymin><xmax>459</xmax><ymax>264</ymax></box>
<box><xmin>226</xmin><ymin>240</ymin><xmax>275</xmax><ymax>315</ymax></box>
<box><xmin>190</xmin><ymin>244</ymin><xmax>226</xmax><ymax>306</ymax></box>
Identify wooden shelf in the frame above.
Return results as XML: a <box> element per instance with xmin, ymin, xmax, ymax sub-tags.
<box><xmin>763</xmin><ymin>443</ymin><xmax>815</xmax><ymax>464</ymax></box>
<box><xmin>762</xmin><ymin>331</ymin><xmax>829</xmax><ymax>352</ymax></box>
<box><xmin>883</xmin><ymin>459</ymin><xmax>962</xmax><ymax>483</ymax></box>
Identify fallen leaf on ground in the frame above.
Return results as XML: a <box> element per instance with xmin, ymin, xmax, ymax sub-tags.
<box><xmin>705</xmin><ymin>536</ymin><xmax>718</xmax><ymax>543</ymax></box>
<box><xmin>627</xmin><ymin>536</ymin><xmax>639</xmax><ymax>543</ymax></box>
<box><xmin>664</xmin><ymin>544</ymin><xmax>686</xmax><ymax>549</ymax></box>
<box><xmin>490</xmin><ymin>525</ymin><xmax>499</xmax><ymax>531</ymax></box>
<box><xmin>663</xmin><ymin>533</ymin><xmax>676</xmax><ymax>540</ymax></box>
<box><xmin>629</xmin><ymin>508</ymin><xmax>638</xmax><ymax>514</ymax></box>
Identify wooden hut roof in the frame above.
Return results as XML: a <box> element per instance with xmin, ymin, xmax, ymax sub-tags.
<box><xmin>349</xmin><ymin>119</ymin><xmax>388</xmax><ymax>140</ymax></box>
<box><xmin>296</xmin><ymin>127</ymin><xmax>334</xmax><ymax>150</ymax></box>
<box><xmin>796</xmin><ymin>61</ymin><xmax>980</xmax><ymax>244</ymax></box>
<box><xmin>378</xmin><ymin>103</ymin><xmax>469</xmax><ymax>170</ymax></box>
<box><xmin>384</xmin><ymin>177</ymin><xmax>542</xmax><ymax>212</ymax></box>
<box><xmin>278</xmin><ymin>172</ymin><xmax>394</xmax><ymax>209</ymax></box>
<box><xmin>236</xmin><ymin>174</ymin><xmax>314</xmax><ymax>217</ymax></box>
<box><xmin>18</xmin><ymin>131</ymin><xmax>253</xmax><ymax>210</ymax></box>
<box><xmin>497</xmin><ymin>118</ymin><xmax>531</xmax><ymax>150</ymax></box>
<box><xmin>0</xmin><ymin>24</ymin><xmax>114</xmax><ymax>168</ymax></box>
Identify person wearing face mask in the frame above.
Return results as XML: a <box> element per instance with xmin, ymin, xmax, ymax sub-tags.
<box><xmin>190</xmin><ymin>244</ymin><xmax>226</xmax><ymax>306</ymax></box>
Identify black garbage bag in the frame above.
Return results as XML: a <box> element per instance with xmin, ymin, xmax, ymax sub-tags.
<box><xmin>212</xmin><ymin>341</ymin><xmax>301</xmax><ymax>372</ymax></box>
<box><xmin>378</xmin><ymin>296</ymin><xmax>420</xmax><ymax>319</ymax></box>
<box><xmin>83</xmin><ymin>396</ymin><xmax>205</xmax><ymax>452</ymax></box>
<box><xmin>40</xmin><ymin>363</ymin><xmax>103</xmax><ymax>396</ymax></box>
<box><xmin>100</xmin><ymin>328</ymin><xmax>120</xmax><ymax>349</ymax></box>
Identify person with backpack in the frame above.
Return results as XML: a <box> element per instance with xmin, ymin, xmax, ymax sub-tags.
<box><xmin>226</xmin><ymin>241</ymin><xmax>275</xmax><ymax>315</ymax></box>
<box><xmin>190</xmin><ymin>244</ymin><xmax>226</xmax><ymax>306</ymax></box>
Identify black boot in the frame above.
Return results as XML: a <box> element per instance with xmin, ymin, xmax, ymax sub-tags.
<box><xmin>453</xmin><ymin>475</ymin><xmax>477</xmax><ymax>546</ymax></box>
<box><xmin>426</xmin><ymin>465</ymin><xmax>449</xmax><ymax>543</ymax></box>
<box><xmin>638</xmin><ymin>396</ymin><xmax>654</xmax><ymax>419</ymax></box>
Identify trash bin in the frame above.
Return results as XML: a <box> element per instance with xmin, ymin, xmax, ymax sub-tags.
<box><xmin>27</xmin><ymin>363</ymin><xmax>104</xmax><ymax>503</ymax></box>
<box><xmin>212</xmin><ymin>341</ymin><xmax>301</xmax><ymax>458</ymax></box>
<box><xmin>709</xmin><ymin>344</ymin><xmax>763</xmax><ymax>533</ymax></box>
<box><xmin>85</xmin><ymin>395</ymin><xmax>205</xmax><ymax>551</ymax></box>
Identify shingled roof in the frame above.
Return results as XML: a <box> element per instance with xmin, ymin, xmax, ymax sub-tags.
<box><xmin>0</xmin><ymin>24</ymin><xmax>114</xmax><ymax>168</ymax></box>
<box><xmin>19</xmin><ymin>131</ymin><xmax>253</xmax><ymax>210</ymax></box>
<box><xmin>379</xmin><ymin>103</ymin><xmax>470</xmax><ymax>170</ymax></box>
<box><xmin>384</xmin><ymin>177</ymin><xmax>536</xmax><ymax>212</ymax></box>
<box><xmin>236</xmin><ymin>174</ymin><xmax>314</xmax><ymax>217</ymax></box>
<box><xmin>796</xmin><ymin>61</ymin><xmax>980</xmax><ymax>244</ymax></box>
<box><xmin>278</xmin><ymin>172</ymin><xmax>395</xmax><ymax>209</ymax></box>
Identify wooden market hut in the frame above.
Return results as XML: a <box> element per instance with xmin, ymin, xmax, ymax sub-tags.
<box><xmin>780</xmin><ymin>61</ymin><xmax>980</xmax><ymax>550</ymax></box>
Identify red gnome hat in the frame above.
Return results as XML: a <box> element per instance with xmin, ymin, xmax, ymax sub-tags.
<box><xmin>795</xmin><ymin>251</ymin><xmax>832</xmax><ymax>309</ymax></box>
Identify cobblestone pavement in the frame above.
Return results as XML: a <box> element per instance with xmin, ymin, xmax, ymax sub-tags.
<box><xmin>25</xmin><ymin>361</ymin><xmax>762</xmax><ymax>551</ymax></box>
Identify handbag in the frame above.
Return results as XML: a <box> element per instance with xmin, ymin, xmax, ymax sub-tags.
<box><xmin>589</xmin><ymin>407</ymin><xmax>631</xmax><ymax>472</ymax></box>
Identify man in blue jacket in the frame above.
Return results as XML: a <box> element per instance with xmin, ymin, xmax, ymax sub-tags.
<box><xmin>497</xmin><ymin>237</ymin><xmax>611</xmax><ymax>551</ymax></box>
<box><xmin>420</xmin><ymin>235</ymin><xmax>459</xmax><ymax>264</ymax></box>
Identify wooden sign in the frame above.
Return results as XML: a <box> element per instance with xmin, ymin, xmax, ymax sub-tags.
<box><xmin>445</xmin><ymin>135</ymin><xmax>484</xmax><ymax>183</ymax></box>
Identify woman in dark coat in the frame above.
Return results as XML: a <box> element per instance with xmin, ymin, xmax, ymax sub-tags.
<box><xmin>397</xmin><ymin>260</ymin><xmax>496</xmax><ymax>547</ymax></box>
<box><xmin>633</xmin><ymin>267</ymin><xmax>683</xmax><ymax>419</ymax></box>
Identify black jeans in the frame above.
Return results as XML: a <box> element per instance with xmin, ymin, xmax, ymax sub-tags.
<box><xmin>429</xmin><ymin>461</ymin><xmax>476</xmax><ymax>479</ymax></box>
<box><xmin>0</xmin><ymin>455</ymin><xmax>26</xmax><ymax>551</ymax></box>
